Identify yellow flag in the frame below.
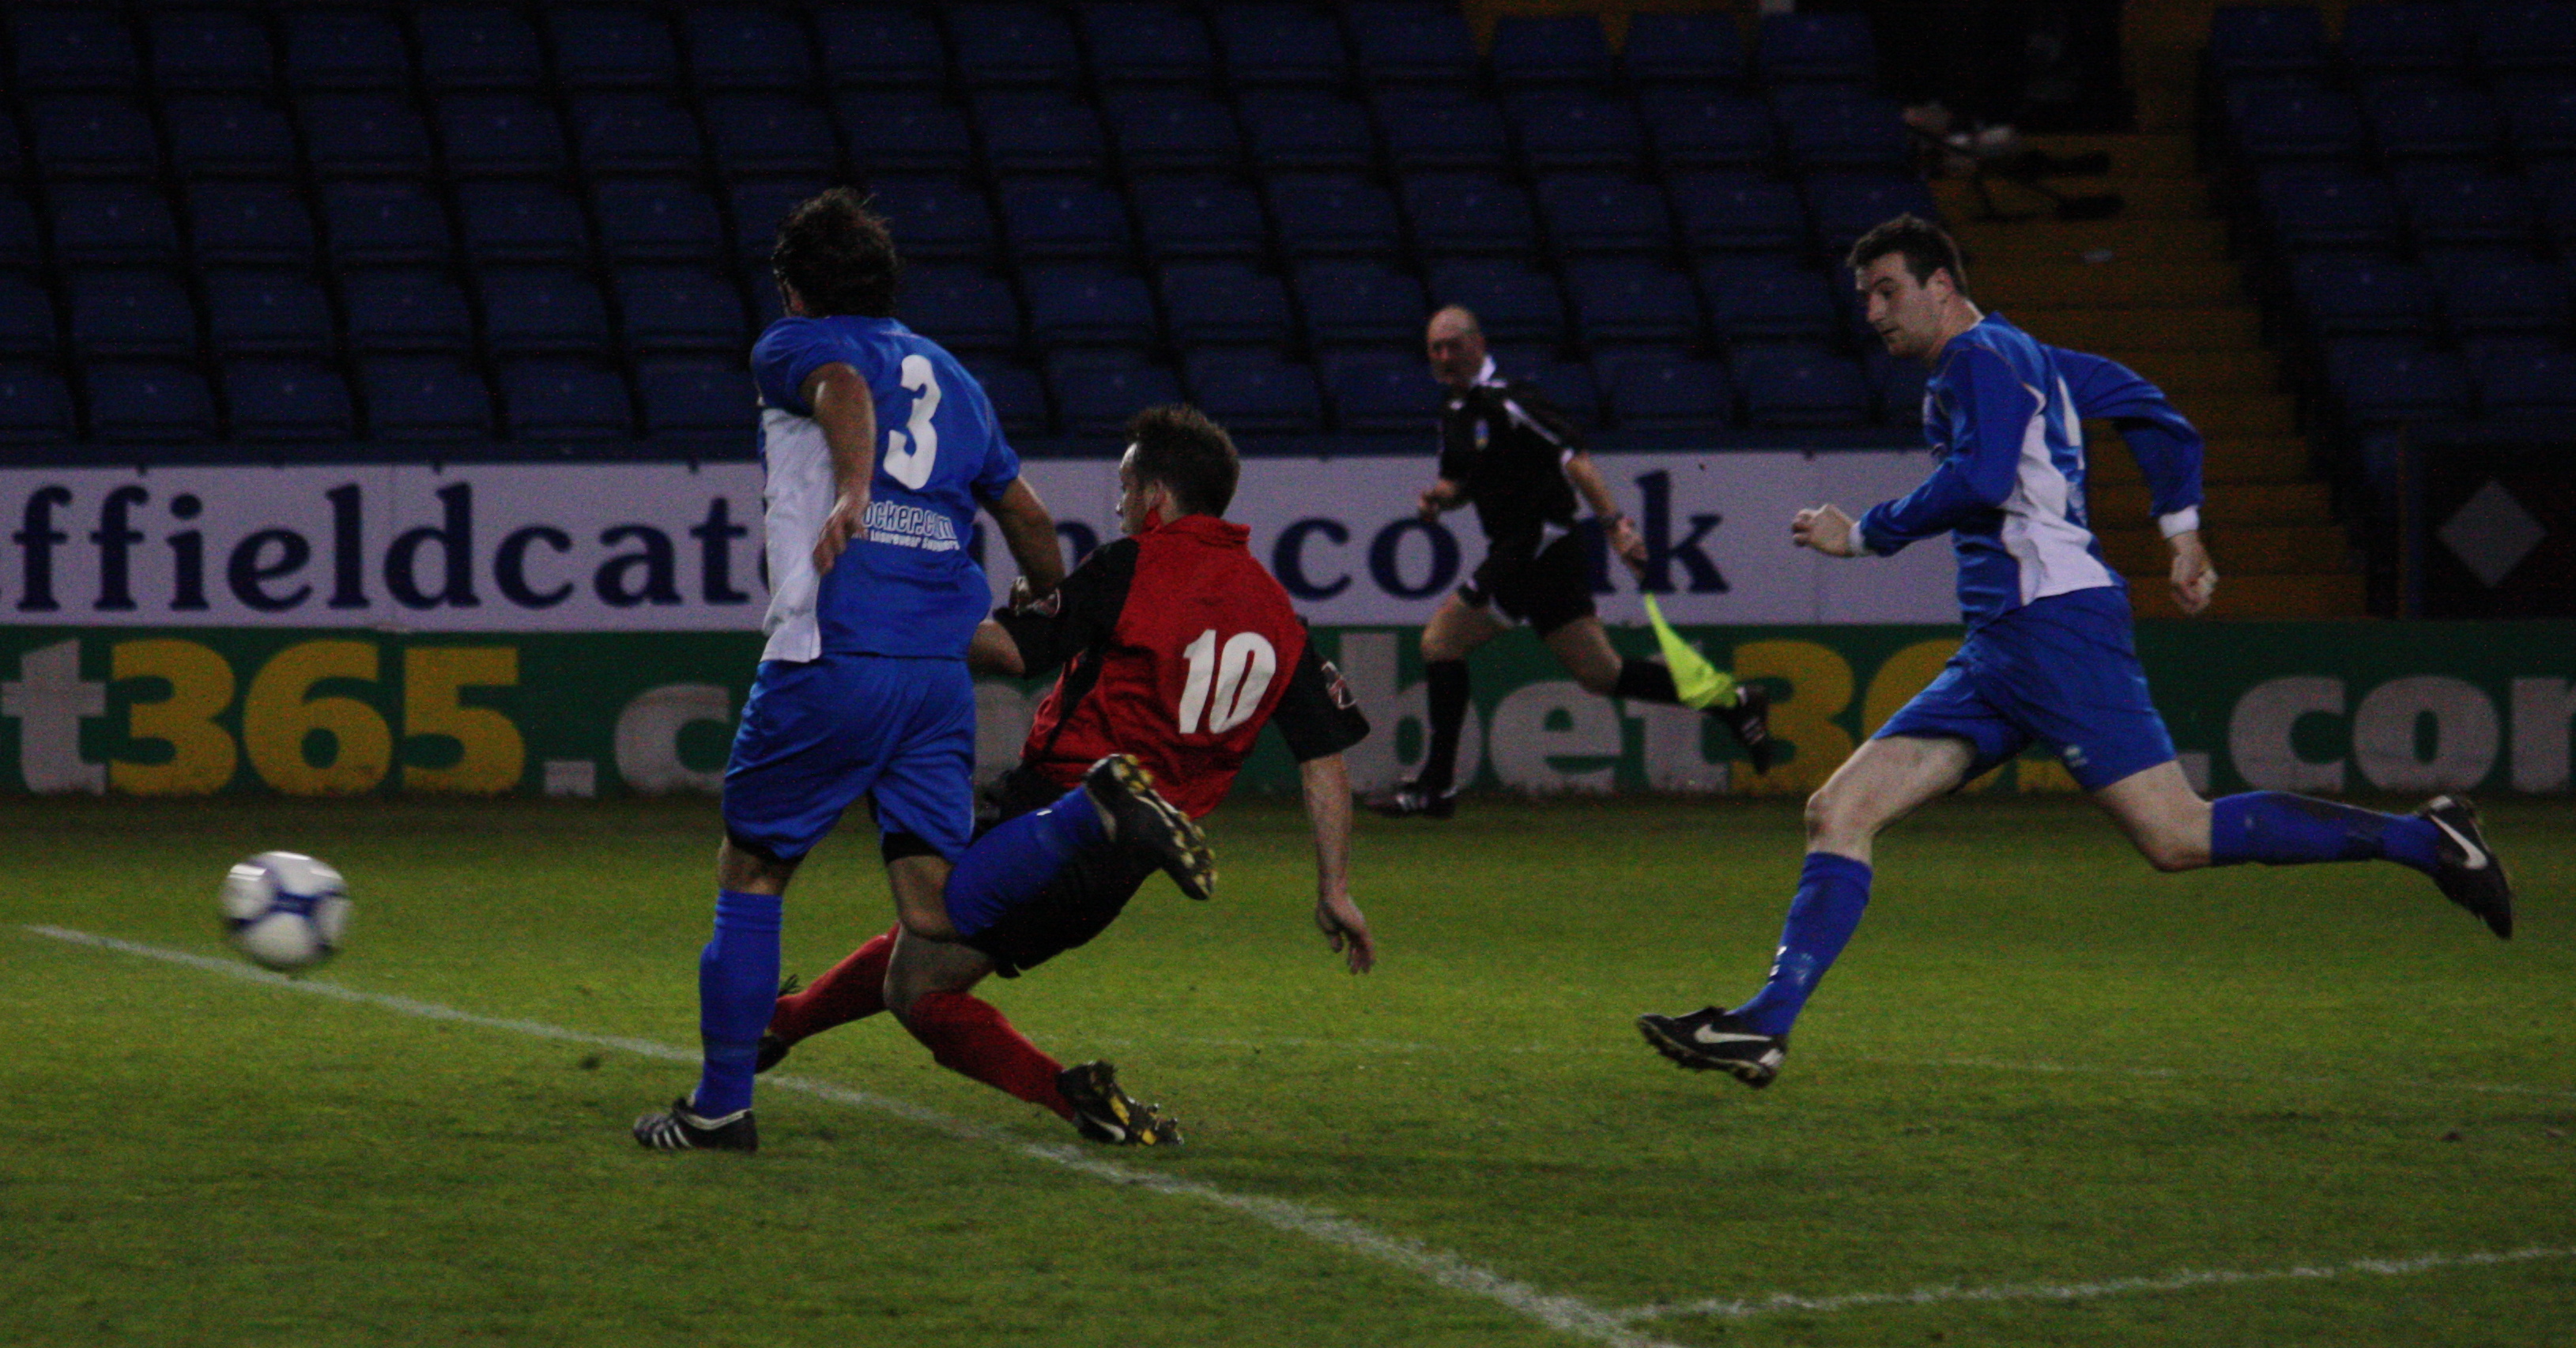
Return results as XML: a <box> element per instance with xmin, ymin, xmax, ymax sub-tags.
<box><xmin>1641</xmin><ymin>595</ymin><xmax>1736</xmax><ymax>710</ymax></box>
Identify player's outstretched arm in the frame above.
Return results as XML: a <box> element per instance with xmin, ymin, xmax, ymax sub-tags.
<box><xmin>967</xmin><ymin>619</ymin><xmax>1024</xmax><ymax>677</ymax></box>
<box><xmin>1792</xmin><ymin>504</ymin><xmax>1863</xmax><ymax>557</ymax></box>
<box><xmin>803</xmin><ymin>363</ymin><xmax>877</xmax><ymax>576</ymax></box>
<box><xmin>1299</xmin><ymin>753</ymin><xmax>1375</xmax><ymax>973</ymax></box>
<box><xmin>989</xmin><ymin>477</ymin><xmax>1065</xmax><ymax>597</ymax></box>
<box><xmin>2168</xmin><ymin>530</ymin><xmax>2219</xmax><ymax>615</ymax></box>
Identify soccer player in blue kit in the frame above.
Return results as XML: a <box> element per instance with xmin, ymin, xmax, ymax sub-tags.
<box><xmin>634</xmin><ymin>189</ymin><xmax>1073</xmax><ymax>1151</ymax></box>
<box><xmin>1639</xmin><ymin>215</ymin><xmax>2516</xmax><ymax>1089</ymax></box>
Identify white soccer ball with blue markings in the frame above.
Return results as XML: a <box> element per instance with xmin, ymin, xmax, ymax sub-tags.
<box><xmin>220</xmin><ymin>852</ymin><xmax>349</xmax><ymax>972</ymax></box>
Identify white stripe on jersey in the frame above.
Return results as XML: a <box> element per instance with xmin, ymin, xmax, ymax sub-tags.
<box><xmin>758</xmin><ymin>408</ymin><xmax>830</xmax><ymax>663</ymax></box>
<box><xmin>1997</xmin><ymin>375</ymin><xmax>2115</xmax><ymax>605</ymax></box>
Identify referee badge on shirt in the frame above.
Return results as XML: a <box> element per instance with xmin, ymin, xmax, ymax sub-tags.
<box><xmin>1473</xmin><ymin>418</ymin><xmax>1491</xmax><ymax>450</ymax></box>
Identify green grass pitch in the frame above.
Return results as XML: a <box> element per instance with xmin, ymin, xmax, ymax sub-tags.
<box><xmin>4</xmin><ymin>792</ymin><xmax>2570</xmax><ymax>1347</ymax></box>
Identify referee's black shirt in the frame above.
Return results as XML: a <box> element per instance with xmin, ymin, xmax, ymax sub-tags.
<box><xmin>1435</xmin><ymin>357</ymin><xmax>1585</xmax><ymax>557</ymax></box>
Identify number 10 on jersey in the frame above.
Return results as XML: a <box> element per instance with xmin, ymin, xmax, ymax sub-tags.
<box><xmin>1176</xmin><ymin>629</ymin><xmax>1277</xmax><ymax>736</ymax></box>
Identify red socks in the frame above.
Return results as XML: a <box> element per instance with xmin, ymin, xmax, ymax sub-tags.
<box><xmin>766</xmin><ymin>924</ymin><xmax>898</xmax><ymax>1044</ymax></box>
<box><xmin>903</xmin><ymin>991</ymin><xmax>1073</xmax><ymax>1120</ymax></box>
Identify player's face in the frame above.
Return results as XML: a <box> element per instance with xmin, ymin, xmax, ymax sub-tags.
<box><xmin>1857</xmin><ymin>255</ymin><xmax>1946</xmax><ymax>361</ymax></box>
<box><xmin>1115</xmin><ymin>445</ymin><xmax>1157</xmax><ymax>536</ymax></box>
<box><xmin>1425</xmin><ymin>320</ymin><xmax>1484</xmax><ymax>389</ymax></box>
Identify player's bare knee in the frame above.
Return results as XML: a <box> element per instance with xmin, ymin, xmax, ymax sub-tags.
<box><xmin>1574</xmin><ymin>664</ymin><xmax>1619</xmax><ymax>697</ymax></box>
<box><xmin>2137</xmin><ymin>833</ymin><xmax>2209</xmax><ymax>873</ymax></box>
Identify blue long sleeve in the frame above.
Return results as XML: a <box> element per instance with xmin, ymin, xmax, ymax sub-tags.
<box><xmin>2054</xmin><ymin>345</ymin><xmax>2205</xmax><ymax>527</ymax></box>
<box><xmin>1857</xmin><ymin>343</ymin><xmax>2037</xmax><ymax>554</ymax></box>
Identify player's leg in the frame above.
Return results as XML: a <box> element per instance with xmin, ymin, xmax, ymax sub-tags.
<box><xmin>879</xmin><ymin>925</ymin><xmax>1080</xmax><ymax>1117</ymax></box>
<box><xmin>1542</xmin><ymin>613</ymin><xmax>1775</xmax><ymax>772</ymax></box>
<box><xmin>1369</xmin><ymin>591</ymin><xmax>1506</xmax><ymax>817</ymax></box>
<box><xmin>761</xmin><ymin>921</ymin><xmax>900</xmax><ymax>1067</ymax></box>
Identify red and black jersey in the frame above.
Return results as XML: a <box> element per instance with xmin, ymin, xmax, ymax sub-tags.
<box><xmin>994</xmin><ymin>514</ymin><xmax>1367</xmax><ymax>819</ymax></box>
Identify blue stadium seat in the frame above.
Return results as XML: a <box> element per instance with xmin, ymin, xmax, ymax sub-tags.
<box><xmin>1024</xmin><ymin>266</ymin><xmax>1159</xmax><ymax>345</ymax></box>
<box><xmin>341</xmin><ymin>267</ymin><xmax>474</xmax><ymax>352</ymax></box>
<box><xmin>861</xmin><ymin>175</ymin><xmax>998</xmax><ymax>259</ymax></box>
<box><xmin>685</xmin><ymin>7</ymin><xmax>817</xmax><ymax>91</ymax></box>
<box><xmin>897</xmin><ymin>263</ymin><xmax>1020</xmax><ymax>349</ymax></box>
<box><xmin>2472</xmin><ymin>2</ymin><xmax>2576</xmax><ymax>73</ymax></box>
<box><xmin>1105</xmin><ymin>89</ymin><xmax>1246</xmax><ymax>172</ymax></box>
<box><xmin>1700</xmin><ymin>255</ymin><xmax>1839</xmax><ymax>342</ymax></box>
<box><xmin>975</xmin><ymin>90</ymin><xmax>1111</xmax><ymax>173</ymax></box>
<box><xmin>27</xmin><ymin>97</ymin><xmax>161</xmax><ymax>176</ymax></box>
<box><xmin>703</xmin><ymin>95</ymin><xmax>843</xmax><ymax>176</ymax></box>
<box><xmin>1639</xmin><ymin>87</ymin><xmax>1776</xmax><ymax>168</ymax></box>
<box><xmin>0</xmin><ymin>364</ymin><xmax>76</xmax><ymax>442</ymax></box>
<box><xmin>68</xmin><ymin>270</ymin><xmax>199</xmax><ymax>357</ymax></box>
<box><xmin>281</xmin><ymin>10</ymin><xmax>413</xmax><ymax>90</ymax></box>
<box><xmin>636</xmin><ymin>354</ymin><xmax>754</xmax><ymax>437</ymax></box>
<box><xmin>2322</xmin><ymin>338</ymin><xmax>2470</xmax><ymax>424</ymax></box>
<box><xmin>2224</xmin><ymin>81</ymin><xmax>2368</xmax><ymax>162</ymax></box>
<box><xmin>1805</xmin><ymin>172</ymin><xmax>1941</xmax><ymax>253</ymax></box>
<box><xmin>1668</xmin><ymin>170</ymin><xmax>1807</xmax><ymax>251</ymax></box>
<box><xmin>571</xmin><ymin>95</ymin><xmax>707</xmax><ymax>174</ymax></box>
<box><xmin>814</xmin><ymin>7</ymin><xmax>948</xmax><ymax>89</ymax></box>
<box><xmin>300</xmin><ymin>94</ymin><xmax>436</xmax><ymax>176</ymax></box>
<box><xmin>597</xmin><ymin>176</ymin><xmax>729</xmax><ymax>262</ymax></box>
<box><xmin>1730</xmin><ymin>342</ymin><xmax>1871</xmax><ymax>427</ymax></box>
<box><xmin>1773</xmin><ymin>87</ymin><xmax>1910</xmax><ymax>168</ymax></box>
<box><xmin>1161</xmin><ymin>262</ymin><xmax>1296</xmax><ymax>346</ymax></box>
<box><xmin>2255</xmin><ymin>166</ymin><xmax>2404</xmax><ymax>250</ymax></box>
<box><xmin>188</xmin><ymin>180</ymin><xmax>320</xmax><ymax>264</ymax></box>
<box><xmin>440</xmin><ymin>95</ymin><xmax>574</xmax><ymax>177</ymax></box>
<box><xmin>1082</xmin><ymin>4</ymin><xmax>1218</xmax><ymax>85</ymax></box>
<box><xmin>616</xmin><ymin>265</ymin><xmax>753</xmax><ymax>353</ymax></box>
<box><xmin>2365</xmin><ymin>81</ymin><xmax>2502</xmax><ymax>161</ymax></box>
<box><xmin>1425</xmin><ymin>259</ymin><xmax>1564</xmax><ymax>342</ymax></box>
<box><xmin>2427</xmin><ymin>250</ymin><xmax>2567</xmax><ymax>336</ymax></box>
<box><xmin>48</xmin><ymin>182</ymin><xmax>179</xmax><ymax>264</ymax></box>
<box><xmin>1508</xmin><ymin>91</ymin><xmax>1648</xmax><ymax>170</ymax></box>
<box><xmin>0</xmin><ymin>273</ymin><xmax>58</xmax><ymax>356</ymax></box>
<box><xmin>321</xmin><ymin>179</ymin><xmax>454</xmax><ymax>263</ymax></box>
<box><xmin>0</xmin><ymin>119</ymin><xmax>23</xmax><ymax>183</ymax></box>
<box><xmin>456</xmin><ymin>180</ymin><xmax>590</xmax><ymax>262</ymax></box>
<box><xmin>2342</xmin><ymin>2</ymin><xmax>2470</xmax><ymax>77</ymax></box>
<box><xmin>204</xmin><ymin>268</ymin><xmax>336</xmax><ymax>353</ymax></box>
<box><xmin>362</xmin><ymin>356</ymin><xmax>493</xmax><ymax>439</ymax></box>
<box><xmin>2287</xmin><ymin>254</ymin><xmax>2436</xmax><ymax>336</ymax></box>
<box><xmin>1269</xmin><ymin>173</ymin><xmax>1404</xmax><ymax>256</ymax></box>
<box><xmin>1047</xmin><ymin>348</ymin><xmax>1183</xmax><ymax>434</ymax></box>
<box><xmin>2532</xmin><ymin>160</ymin><xmax>2576</xmax><ymax>247</ymax></box>
<box><xmin>149</xmin><ymin>9</ymin><xmax>277</xmax><ymax>92</ymax></box>
<box><xmin>163</xmin><ymin>98</ymin><xmax>300</xmax><ymax>178</ymax></box>
<box><xmin>2393</xmin><ymin>164</ymin><xmax>2534</xmax><ymax>247</ymax></box>
<box><xmin>1347</xmin><ymin>2</ymin><xmax>1478</xmax><ymax>85</ymax></box>
<box><xmin>87</xmin><ymin>360</ymin><xmax>217</xmax><ymax>443</ymax></box>
<box><xmin>1319</xmin><ymin>348</ymin><xmax>1428</xmax><ymax>431</ymax></box>
<box><xmin>1755</xmin><ymin>11</ymin><xmax>1876</xmax><ymax>83</ymax></box>
<box><xmin>1537</xmin><ymin>173</ymin><xmax>1676</xmax><ymax>254</ymax></box>
<box><xmin>1565</xmin><ymin>259</ymin><xmax>1701</xmax><ymax>343</ymax></box>
<box><xmin>1600</xmin><ymin>347</ymin><xmax>1733</xmax><ymax>430</ymax></box>
<box><xmin>1213</xmin><ymin>5</ymin><xmax>1350</xmax><ymax>85</ymax></box>
<box><xmin>837</xmin><ymin>91</ymin><xmax>978</xmax><ymax>175</ymax></box>
<box><xmin>10</xmin><ymin>6</ymin><xmax>139</xmax><ymax>93</ymax></box>
<box><xmin>1522</xmin><ymin>357</ymin><xmax>1604</xmax><ymax>430</ymax></box>
<box><xmin>2469</xmin><ymin>339</ymin><xmax>2576</xmax><ymax>418</ymax></box>
<box><xmin>224</xmin><ymin>358</ymin><xmax>355</xmax><ymax>441</ymax></box>
<box><xmin>949</xmin><ymin>3</ymin><xmax>1084</xmax><ymax>87</ymax></box>
<box><xmin>1863</xmin><ymin>347</ymin><xmax>1929</xmax><ymax>425</ymax></box>
<box><xmin>1489</xmin><ymin>15</ymin><xmax>1613</xmax><ymax>85</ymax></box>
<box><xmin>956</xmin><ymin>355</ymin><xmax>1050</xmax><ymax>436</ymax></box>
<box><xmin>500</xmin><ymin>357</ymin><xmax>636</xmax><ymax>440</ymax></box>
<box><xmin>1001</xmin><ymin>178</ymin><xmax>1133</xmax><ymax>259</ymax></box>
<box><xmin>2207</xmin><ymin>5</ymin><xmax>2329</xmax><ymax>79</ymax></box>
<box><xmin>1132</xmin><ymin>176</ymin><xmax>1269</xmax><ymax>259</ymax></box>
<box><xmin>2498</xmin><ymin>77</ymin><xmax>2576</xmax><ymax>157</ymax></box>
<box><xmin>545</xmin><ymin>6</ymin><xmax>681</xmax><ymax>89</ymax></box>
<box><xmin>417</xmin><ymin>7</ymin><xmax>548</xmax><ymax>91</ymax></box>
<box><xmin>1623</xmin><ymin>13</ymin><xmax>1748</xmax><ymax>87</ymax></box>
<box><xmin>1184</xmin><ymin>349</ymin><xmax>1325</xmax><ymax>432</ymax></box>
<box><xmin>1294</xmin><ymin>259</ymin><xmax>1428</xmax><ymax>345</ymax></box>
<box><xmin>1238</xmin><ymin>92</ymin><xmax>1379</xmax><ymax>168</ymax></box>
<box><xmin>479</xmin><ymin>266</ymin><xmax>612</xmax><ymax>355</ymax></box>
<box><xmin>1405</xmin><ymin>173</ymin><xmax>1538</xmax><ymax>255</ymax></box>
<box><xmin>0</xmin><ymin>191</ymin><xmax>34</xmax><ymax>266</ymax></box>
<box><xmin>1377</xmin><ymin>89</ymin><xmax>1514</xmax><ymax>170</ymax></box>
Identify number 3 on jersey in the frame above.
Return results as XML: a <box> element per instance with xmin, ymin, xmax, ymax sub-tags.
<box><xmin>882</xmin><ymin>354</ymin><xmax>941</xmax><ymax>489</ymax></box>
<box><xmin>1177</xmin><ymin>629</ymin><xmax>1277</xmax><ymax>736</ymax></box>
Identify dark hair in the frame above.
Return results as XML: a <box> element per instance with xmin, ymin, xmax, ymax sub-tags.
<box><xmin>771</xmin><ymin>187</ymin><xmax>900</xmax><ymax>318</ymax></box>
<box><xmin>1846</xmin><ymin>213</ymin><xmax>1970</xmax><ymax>296</ymax></box>
<box><xmin>1126</xmin><ymin>404</ymin><xmax>1240</xmax><ymax>517</ymax></box>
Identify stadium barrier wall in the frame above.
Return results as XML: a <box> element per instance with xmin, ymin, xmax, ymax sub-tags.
<box><xmin>4</xmin><ymin>622</ymin><xmax>2570</xmax><ymax>798</ymax></box>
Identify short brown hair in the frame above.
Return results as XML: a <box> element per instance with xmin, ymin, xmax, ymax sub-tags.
<box><xmin>771</xmin><ymin>187</ymin><xmax>900</xmax><ymax>318</ymax></box>
<box><xmin>1846</xmin><ymin>214</ymin><xmax>1970</xmax><ymax>296</ymax></box>
<box><xmin>1126</xmin><ymin>404</ymin><xmax>1240</xmax><ymax>517</ymax></box>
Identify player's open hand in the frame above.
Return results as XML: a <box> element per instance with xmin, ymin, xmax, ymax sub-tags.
<box><xmin>1415</xmin><ymin>486</ymin><xmax>1448</xmax><ymax>523</ymax></box>
<box><xmin>812</xmin><ymin>490</ymin><xmax>868</xmax><ymax>575</ymax></box>
<box><xmin>1316</xmin><ymin>893</ymin><xmax>1375</xmax><ymax>974</ymax></box>
<box><xmin>1792</xmin><ymin>503</ymin><xmax>1861</xmax><ymax>557</ymax></box>
<box><xmin>2169</xmin><ymin>531</ymin><xmax>2219</xmax><ymax>615</ymax></box>
<box><xmin>1608</xmin><ymin>513</ymin><xmax>1648</xmax><ymax>577</ymax></box>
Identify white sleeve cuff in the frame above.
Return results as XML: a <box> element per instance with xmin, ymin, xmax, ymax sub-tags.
<box><xmin>2156</xmin><ymin>506</ymin><xmax>2201</xmax><ymax>538</ymax></box>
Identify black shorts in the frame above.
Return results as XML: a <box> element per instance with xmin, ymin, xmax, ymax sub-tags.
<box><xmin>1458</xmin><ymin>531</ymin><xmax>1594</xmax><ymax>636</ymax></box>
<box><xmin>956</xmin><ymin>765</ymin><xmax>1161</xmax><ymax>978</ymax></box>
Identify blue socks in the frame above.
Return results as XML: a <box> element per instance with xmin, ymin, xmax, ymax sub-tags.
<box><xmin>692</xmin><ymin>888</ymin><xmax>783</xmax><ymax>1119</ymax></box>
<box><xmin>943</xmin><ymin>784</ymin><xmax>1107</xmax><ymax>938</ymax></box>
<box><xmin>1733</xmin><ymin>852</ymin><xmax>1873</xmax><ymax>1036</ymax></box>
<box><xmin>2209</xmin><ymin>792</ymin><xmax>2439</xmax><ymax>874</ymax></box>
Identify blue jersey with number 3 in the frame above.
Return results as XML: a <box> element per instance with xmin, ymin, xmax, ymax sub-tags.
<box><xmin>749</xmin><ymin>314</ymin><xmax>1020</xmax><ymax>662</ymax></box>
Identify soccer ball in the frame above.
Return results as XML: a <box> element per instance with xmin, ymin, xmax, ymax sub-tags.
<box><xmin>220</xmin><ymin>851</ymin><xmax>350</xmax><ymax>972</ymax></box>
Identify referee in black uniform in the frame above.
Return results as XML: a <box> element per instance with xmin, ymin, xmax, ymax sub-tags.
<box><xmin>1367</xmin><ymin>306</ymin><xmax>1773</xmax><ymax>818</ymax></box>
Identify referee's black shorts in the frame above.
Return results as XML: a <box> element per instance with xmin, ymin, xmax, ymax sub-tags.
<box><xmin>1458</xmin><ymin>532</ymin><xmax>1594</xmax><ymax>636</ymax></box>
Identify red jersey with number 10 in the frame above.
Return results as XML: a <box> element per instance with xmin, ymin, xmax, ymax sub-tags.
<box><xmin>1005</xmin><ymin>515</ymin><xmax>1354</xmax><ymax>819</ymax></box>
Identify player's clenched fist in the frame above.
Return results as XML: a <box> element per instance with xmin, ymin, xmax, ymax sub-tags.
<box><xmin>812</xmin><ymin>490</ymin><xmax>867</xmax><ymax>574</ymax></box>
<box><xmin>1792</xmin><ymin>503</ymin><xmax>1861</xmax><ymax>557</ymax></box>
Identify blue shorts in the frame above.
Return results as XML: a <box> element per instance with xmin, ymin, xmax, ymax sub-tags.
<box><xmin>1874</xmin><ymin>587</ymin><xmax>2176</xmax><ymax>792</ymax></box>
<box><xmin>722</xmin><ymin>654</ymin><xmax>976</xmax><ymax>863</ymax></box>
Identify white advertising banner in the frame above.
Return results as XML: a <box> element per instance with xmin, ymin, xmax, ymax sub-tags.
<box><xmin>0</xmin><ymin>451</ymin><xmax>1960</xmax><ymax>630</ymax></box>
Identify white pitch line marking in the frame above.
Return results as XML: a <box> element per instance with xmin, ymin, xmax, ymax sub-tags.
<box><xmin>24</xmin><ymin>926</ymin><xmax>1683</xmax><ymax>1348</ymax></box>
<box><xmin>1613</xmin><ymin>1245</ymin><xmax>2576</xmax><ymax>1323</ymax></box>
